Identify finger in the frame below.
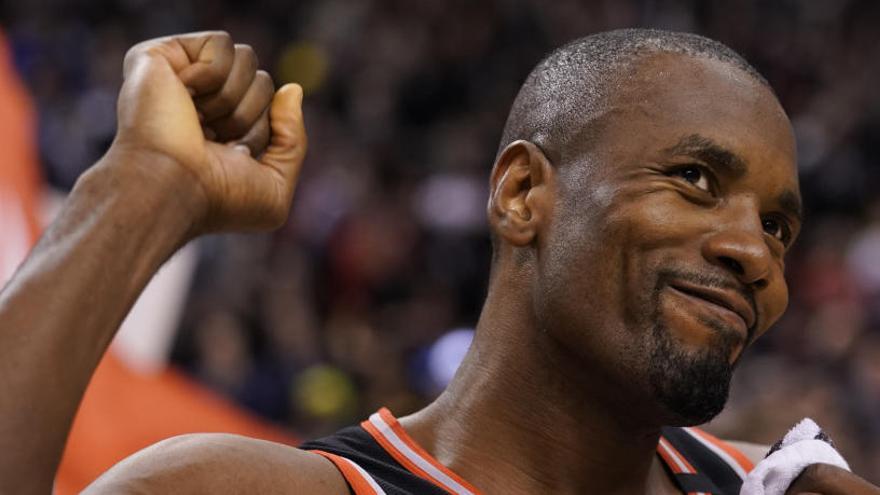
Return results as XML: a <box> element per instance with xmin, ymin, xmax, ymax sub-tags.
<box><xmin>122</xmin><ymin>31</ymin><xmax>233</xmax><ymax>92</ymax></box>
<box><xmin>210</xmin><ymin>70</ymin><xmax>274</xmax><ymax>141</ymax></box>
<box><xmin>260</xmin><ymin>83</ymin><xmax>307</xmax><ymax>188</ymax></box>
<box><xmin>785</xmin><ymin>464</ymin><xmax>880</xmax><ymax>495</ymax></box>
<box><xmin>175</xmin><ymin>31</ymin><xmax>235</xmax><ymax>95</ymax></box>
<box><xmin>195</xmin><ymin>44</ymin><xmax>259</xmax><ymax>121</ymax></box>
<box><xmin>234</xmin><ymin>107</ymin><xmax>271</xmax><ymax>157</ymax></box>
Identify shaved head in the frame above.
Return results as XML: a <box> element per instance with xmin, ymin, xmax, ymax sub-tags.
<box><xmin>499</xmin><ymin>28</ymin><xmax>771</xmax><ymax>164</ymax></box>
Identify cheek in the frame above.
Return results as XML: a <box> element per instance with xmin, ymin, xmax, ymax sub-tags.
<box><xmin>537</xmin><ymin>189</ymin><xmax>680</xmax><ymax>338</ymax></box>
<box><xmin>753</xmin><ymin>277</ymin><xmax>789</xmax><ymax>340</ymax></box>
<box><xmin>601</xmin><ymin>188</ymin><xmax>702</xmax><ymax>274</ymax></box>
<box><xmin>607</xmin><ymin>187</ymin><xmax>701</xmax><ymax>249</ymax></box>
<box><xmin>533</xmin><ymin>199</ymin><xmax>627</xmax><ymax>355</ymax></box>
<box><xmin>605</xmin><ymin>196</ymin><xmax>688</xmax><ymax>321</ymax></box>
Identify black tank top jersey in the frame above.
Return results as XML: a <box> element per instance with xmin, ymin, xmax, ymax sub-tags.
<box><xmin>300</xmin><ymin>408</ymin><xmax>756</xmax><ymax>495</ymax></box>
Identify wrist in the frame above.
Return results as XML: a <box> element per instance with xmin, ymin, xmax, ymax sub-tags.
<box><xmin>64</xmin><ymin>147</ymin><xmax>204</xmax><ymax>266</ymax></box>
<box><xmin>81</xmin><ymin>144</ymin><xmax>210</xmax><ymax>242</ymax></box>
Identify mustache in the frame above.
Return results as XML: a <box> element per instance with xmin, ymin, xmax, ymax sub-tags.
<box><xmin>654</xmin><ymin>267</ymin><xmax>759</xmax><ymax>343</ymax></box>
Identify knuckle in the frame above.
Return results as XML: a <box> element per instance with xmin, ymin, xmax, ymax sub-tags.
<box><xmin>235</xmin><ymin>44</ymin><xmax>259</xmax><ymax>70</ymax></box>
<box><xmin>255</xmin><ymin>70</ymin><xmax>275</xmax><ymax>91</ymax></box>
<box><xmin>218</xmin><ymin>33</ymin><xmax>235</xmax><ymax>57</ymax></box>
<box><xmin>207</xmin><ymin>32</ymin><xmax>235</xmax><ymax>65</ymax></box>
<box><xmin>212</xmin><ymin>30</ymin><xmax>233</xmax><ymax>46</ymax></box>
<box><xmin>141</xmin><ymin>43</ymin><xmax>170</xmax><ymax>60</ymax></box>
<box><xmin>122</xmin><ymin>44</ymin><xmax>140</xmax><ymax>63</ymax></box>
<box><xmin>188</xmin><ymin>30</ymin><xmax>227</xmax><ymax>39</ymax></box>
<box><xmin>124</xmin><ymin>38</ymin><xmax>157</xmax><ymax>58</ymax></box>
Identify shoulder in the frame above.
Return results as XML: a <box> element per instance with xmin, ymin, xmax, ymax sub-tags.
<box><xmin>724</xmin><ymin>439</ymin><xmax>770</xmax><ymax>467</ymax></box>
<box><xmin>83</xmin><ymin>433</ymin><xmax>351</xmax><ymax>494</ymax></box>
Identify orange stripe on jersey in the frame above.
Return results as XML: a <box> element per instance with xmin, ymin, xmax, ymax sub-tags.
<box><xmin>658</xmin><ymin>437</ymin><xmax>693</xmax><ymax>474</ymax></box>
<box><xmin>376</xmin><ymin>409</ymin><xmax>482</xmax><ymax>494</ymax></box>
<box><xmin>657</xmin><ymin>438</ymin><xmax>710</xmax><ymax>495</ymax></box>
<box><xmin>360</xmin><ymin>418</ymin><xmax>443</xmax><ymax>491</ymax></box>
<box><xmin>311</xmin><ymin>449</ymin><xmax>386</xmax><ymax>495</ymax></box>
<box><xmin>687</xmin><ymin>427</ymin><xmax>755</xmax><ymax>474</ymax></box>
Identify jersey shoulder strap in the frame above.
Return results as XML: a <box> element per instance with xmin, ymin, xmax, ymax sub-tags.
<box><xmin>301</xmin><ymin>408</ymin><xmax>483</xmax><ymax>495</ymax></box>
<box><xmin>659</xmin><ymin>426</ymin><xmax>756</xmax><ymax>495</ymax></box>
<box><xmin>300</xmin><ymin>422</ymin><xmax>450</xmax><ymax>495</ymax></box>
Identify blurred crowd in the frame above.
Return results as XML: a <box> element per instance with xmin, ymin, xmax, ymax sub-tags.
<box><xmin>3</xmin><ymin>0</ymin><xmax>879</xmax><ymax>480</ymax></box>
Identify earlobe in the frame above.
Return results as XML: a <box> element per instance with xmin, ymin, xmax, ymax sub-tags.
<box><xmin>488</xmin><ymin>140</ymin><xmax>553</xmax><ymax>248</ymax></box>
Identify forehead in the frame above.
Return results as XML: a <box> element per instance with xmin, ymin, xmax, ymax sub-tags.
<box><xmin>593</xmin><ymin>52</ymin><xmax>799</xmax><ymax>195</ymax></box>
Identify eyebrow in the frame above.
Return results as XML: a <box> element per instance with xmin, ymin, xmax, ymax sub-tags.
<box><xmin>663</xmin><ymin>134</ymin><xmax>748</xmax><ymax>177</ymax></box>
<box><xmin>665</xmin><ymin>133</ymin><xmax>804</xmax><ymax>224</ymax></box>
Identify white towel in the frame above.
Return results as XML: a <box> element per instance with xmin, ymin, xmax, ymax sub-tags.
<box><xmin>740</xmin><ymin>418</ymin><xmax>850</xmax><ymax>495</ymax></box>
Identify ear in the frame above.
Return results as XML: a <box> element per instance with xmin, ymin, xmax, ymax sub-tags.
<box><xmin>488</xmin><ymin>140</ymin><xmax>555</xmax><ymax>248</ymax></box>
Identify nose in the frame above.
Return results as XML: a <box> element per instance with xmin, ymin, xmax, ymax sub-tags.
<box><xmin>701</xmin><ymin>218</ymin><xmax>772</xmax><ymax>290</ymax></box>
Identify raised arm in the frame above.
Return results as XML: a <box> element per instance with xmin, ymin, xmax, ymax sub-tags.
<box><xmin>0</xmin><ymin>31</ymin><xmax>306</xmax><ymax>494</ymax></box>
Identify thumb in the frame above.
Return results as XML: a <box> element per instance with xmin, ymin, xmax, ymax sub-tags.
<box><xmin>260</xmin><ymin>83</ymin><xmax>307</xmax><ymax>189</ymax></box>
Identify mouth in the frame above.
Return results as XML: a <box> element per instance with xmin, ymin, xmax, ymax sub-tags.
<box><xmin>666</xmin><ymin>281</ymin><xmax>756</xmax><ymax>338</ymax></box>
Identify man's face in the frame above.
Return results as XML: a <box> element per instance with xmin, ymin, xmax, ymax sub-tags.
<box><xmin>534</xmin><ymin>53</ymin><xmax>801</xmax><ymax>425</ymax></box>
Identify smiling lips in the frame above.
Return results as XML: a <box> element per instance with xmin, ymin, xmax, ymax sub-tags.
<box><xmin>667</xmin><ymin>280</ymin><xmax>756</xmax><ymax>337</ymax></box>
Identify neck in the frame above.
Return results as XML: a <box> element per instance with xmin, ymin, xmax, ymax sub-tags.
<box><xmin>400</xmin><ymin>270</ymin><xmax>676</xmax><ymax>494</ymax></box>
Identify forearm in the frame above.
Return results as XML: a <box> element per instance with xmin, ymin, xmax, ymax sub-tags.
<box><xmin>0</xmin><ymin>28</ymin><xmax>304</xmax><ymax>492</ymax></box>
<box><xmin>0</xmin><ymin>151</ymin><xmax>201</xmax><ymax>493</ymax></box>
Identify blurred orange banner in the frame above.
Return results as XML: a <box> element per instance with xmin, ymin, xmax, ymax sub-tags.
<box><xmin>55</xmin><ymin>353</ymin><xmax>298</xmax><ymax>494</ymax></box>
<box><xmin>0</xmin><ymin>28</ymin><xmax>41</xmax><ymax>283</ymax></box>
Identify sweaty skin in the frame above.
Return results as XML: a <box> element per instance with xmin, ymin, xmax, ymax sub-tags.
<box><xmin>0</xmin><ymin>32</ymin><xmax>877</xmax><ymax>495</ymax></box>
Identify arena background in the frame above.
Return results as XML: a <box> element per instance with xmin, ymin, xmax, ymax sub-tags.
<box><xmin>1</xmin><ymin>0</ymin><xmax>878</xmax><ymax>490</ymax></box>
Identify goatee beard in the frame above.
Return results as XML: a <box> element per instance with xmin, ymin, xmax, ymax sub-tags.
<box><xmin>648</xmin><ymin>318</ymin><xmax>739</xmax><ymax>425</ymax></box>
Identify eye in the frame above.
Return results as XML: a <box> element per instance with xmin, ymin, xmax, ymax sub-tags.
<box><xmin>762</xmin><ymin>216</ymin><xmax>792</xmax><ymax>245</ymax></box>
<box><xmin>671</xmin><ymin>165</ymin><xmax>712</xmax><ymax>193</ymax></box>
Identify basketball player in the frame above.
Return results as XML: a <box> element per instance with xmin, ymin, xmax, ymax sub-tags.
<box><xmin>0</xmin><ymin>29</ymin><xmax>877</xmax><ymax>494</ymax></box>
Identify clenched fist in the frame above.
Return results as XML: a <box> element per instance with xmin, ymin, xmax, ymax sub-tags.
<box><xmin>108</xmin><ymin>31</ymin><xmax>306</xmax><ymax>234</ymax></box>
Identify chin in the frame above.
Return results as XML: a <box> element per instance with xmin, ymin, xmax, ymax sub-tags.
<box><xmin>647</xmin><ymin>322</ymin><xmax>737</xmax><ymax>426</ymax></box>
